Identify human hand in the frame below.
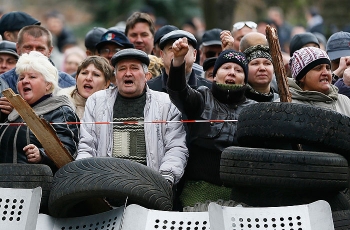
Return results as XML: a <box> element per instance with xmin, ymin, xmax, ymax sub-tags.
<box><xmin>24</xmin><ymin>144</ymin><xmax>42</xmax><ymax>163</ymax></box>
<box><xmin>335</xmin><ymin>56</ymin><xmax>350</xmax><ymax>77</ymax></box>
<box><xmin>343</xmin><ymin>67</ymin><xmax>350</xmax><ymax>86</ymax></box>
<box><xmin>0</xmin><ymin>97</ymin><xmax>13</xmax><ymax>115</ymax></box>
<box><xmin>220</xmin><ymin>30</ymin><xmax>235</xmax><ymax>50</ymax></box>
<box><xmin>172</xmin><ymin>37</ymin><xmax>189</xmax><ymax>67</ymax></box>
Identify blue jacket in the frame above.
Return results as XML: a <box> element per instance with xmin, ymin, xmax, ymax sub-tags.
<box><xmin>335</xmin><ymin>78</ymin><xmax>350</xmax><ymax>99</ymax></box>
<box><xmin>0</xmin><ymin>68</ymin><xmax>76</xmax><ymax>94</ymax></box>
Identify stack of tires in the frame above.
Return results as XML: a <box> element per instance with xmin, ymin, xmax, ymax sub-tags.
<box><xmin>220</xmin><ymin>102</ymin><xmax>350</xmax><ymax>229</ymax></box>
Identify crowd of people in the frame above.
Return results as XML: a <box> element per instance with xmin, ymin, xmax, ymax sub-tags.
<box><xmin>0</xmin><ymin>6</ymin><xmax>350</xmax><ymax>211</ymax></box>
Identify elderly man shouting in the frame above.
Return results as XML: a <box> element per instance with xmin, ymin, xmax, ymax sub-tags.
<box><xmin>77</xmin><ymin>48</ymin><xmax>188</xmax><ymax>186</ymax></box>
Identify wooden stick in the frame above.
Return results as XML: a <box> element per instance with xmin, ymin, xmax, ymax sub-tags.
<box><xmin>265</xmin><ymin>25</ymin><xmax>292</xmax><ymax>103</ymax></box>
<box><xmin>265</xmin><ymin>26</ymin><xmax>302</xmax><ymax>151</ymax></box>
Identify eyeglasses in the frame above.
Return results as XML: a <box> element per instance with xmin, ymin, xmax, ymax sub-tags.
<box><xmin>205</xmin><ymin>51</ymin><xmax>221</xmax><ymax>58</ymax></box>
<box><xmin>99</xmin><ymin>48</ymin><xmax>122</xmax><ymax>56</ymax></box>
<box><xmin>232</xmin><ymin>21</ymin><xmax>257</xmax><ymax>31</ymax></box>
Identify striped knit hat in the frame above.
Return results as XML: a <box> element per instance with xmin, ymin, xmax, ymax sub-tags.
<box><xmin>289</xmin><ymin>47</ymin><xmax>331</xmax><ymax>81</ymax></box>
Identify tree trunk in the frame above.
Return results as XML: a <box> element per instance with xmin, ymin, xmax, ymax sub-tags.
<box><xmin>202</xmin><ymin>0</ymin><xmax>237</xmax><ymax>30</ymax></box>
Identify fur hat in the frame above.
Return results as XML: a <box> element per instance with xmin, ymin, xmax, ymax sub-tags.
<box><xmin>289</xmin><ymin>47</ymin><xmax>330</xmax><ymax>81</ymax></box>
<box><xmin>213</xmin><ymin>49</ymin><xmax>248</xmax><ymax>83</ymax></box>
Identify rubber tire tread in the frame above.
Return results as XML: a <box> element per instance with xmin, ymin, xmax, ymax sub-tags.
<box><xmin>48</xmin><ymin>157</ymin><xmax>172</xmax><ymax>218</ymax></box>
<box><xmin>220</xmin><ymin>146</ymin><xmax>348</xmax><ymax>190</ymax></box>
<box><xmin>333</xmin><ymin>210</ymin><xmax>350</xmax><ymax>230</ymax></box>
<box><xmin>236</xmin><ymin>102</ymin><xmax>350</xmax><ymax>159</ymax></box>
<box><xmin>0</xmin><ymin>164</ymin><xmax>53</xmax><ymax>212</ymax></box>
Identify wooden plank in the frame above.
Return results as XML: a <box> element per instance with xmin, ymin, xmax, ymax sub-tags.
<box><xmin>3</xmin><ymin>88</ymin><xmax>73</xmax><ymax>168</ymax></box>
<box><xmin>265</xmin><ymin>25</ymin><xmax>292</xmax><ymax>103</ymax></box>
<box><xmin>3</xmin><ymin>88</ymin><xmax>112</xmax><ymax>214</ymax></box>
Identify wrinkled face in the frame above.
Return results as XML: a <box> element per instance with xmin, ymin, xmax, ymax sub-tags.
<box><xmin>200</xmin><ymin>45</ymin><xmax>222</xmax><ymax>66</ymax></box>
<box><xmin>232</xmin><ymin>27</ymin><xmax>254</xmax><ymax>51</ymax></box>
<box><xmin>127</xmin><ymin>22</ymin><xmax>154</xmax><ymax>55</ymax></box>
<box><xmin>299</xmin><ymin>63</ymin><xmax>332</xmax><ymax>94</ymax></box>
<box><xmin>214</xmin><ymin>62</ymin><xmax>245</xmax><ymax>85</ymax></box>
<box><xmin>160</xmin><ymin>43</ymin><xmax>196</xmax><ymax>75</ymax></box>
<box><xmin>17</xmin><ymin>69</ymin><xmax>51</xmax><ymax>105</ymax></box>
<box><xmin>17</xmin><ymin>33</ymin><xmax>53</xmax><ymax>57</ymax></box>
<box><xmin>76</xmin><ymin>64</ymin><xmax>109</xmax><ymax>99</ymax></box>
<box><xmin>0</xmin><ymin>54</ymin><xmax>17</xmax><ymax>74</ymax></box>
<box><xmin>115</xmin><ymin>59</ymin><xmax>146</xmax><ymax>97</ymax></box>
<box><xmin>248</xmin><ymin>58</ymin><xmax>274</xmax><ymax>89</ymax></box>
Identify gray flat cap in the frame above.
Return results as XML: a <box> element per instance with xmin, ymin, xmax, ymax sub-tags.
<box><xmin>111</xmin><ymin>48</ymin><xmax>150</xmax><ymax>67</ymax></box>
<box><xmin>159</xmin><ymin>29</ymin><xmax>197</xmax><ymax>50</ymax></box>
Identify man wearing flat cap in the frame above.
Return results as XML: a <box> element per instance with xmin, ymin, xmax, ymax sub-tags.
<box><xmin>0</xmin><ymin>11</ymin><xmax>40</xmax><ymax>42</ymax></box>
<box><xmin>77</xmin><ymin>48</ymin><xmax>188</xmax><ymax>187</ymax></box>
<box><xmin>147</xmin><ymin>29</ymin><xmax>211</xmax><ymax>93</ymax></box>
<box><xmin>0</xmin><ymin>41</ymin><xmax>19</xmax><ymax>75</ymax></box>
<box><xmin>95</xmin><ymin>29</ymin><xmax>134</xmax><ymax>64</ymax></box>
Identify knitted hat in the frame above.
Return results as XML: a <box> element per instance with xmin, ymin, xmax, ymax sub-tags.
<box><xmin>243</xmin><ymin>45</ymin><xmax>272</xmax><ymax>63</ymax></box>
<box><xmin>289</xmin><ymin>32</ymin><xmax>320</xmax><ymax>57</ymax></box>
<box><xmin>213</xmin><ymin>49</ymin><xmax>248</xmax><ymax>83</ymax></box>
<box><xmin>289</xmin><ymin>47</ymin><xmax>331</xmax><ymax>81</ymax></box>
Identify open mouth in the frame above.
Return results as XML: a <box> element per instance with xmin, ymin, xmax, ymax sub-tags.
<box><xmin>23</xmin><ymin>87</ymin><xmax>31</xmax><ymax>92</ymax></box>
<box><xmin>84</xmin><ymin>84</ymin><xmax>93</xmax><ymax>90</ymax></box>
<box><xmin>225</xmin><ymin>79</ymin><xmax>236</xmax><ymax>84</ymax></box>
<box><xmin>320</xmin><ymin>79</ymin><xmax>329</xmax><ymax>83</ymax></box>
<box><xmin>124</xmin><ymin>79</ymin><xmax>134</xmax><ymax>85</ymax></box>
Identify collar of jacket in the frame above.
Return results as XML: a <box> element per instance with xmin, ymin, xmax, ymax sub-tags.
<box><xmin>211</xmin><ymin>81</ymin><xmax>248</xmax><ymax>105</ymax></box>
<box><xmin>246</xmin><ymin>84</ymin><xmax>275</xmax><ymax>102</ymax></box>
<box><xmin>8</xmin><ymin>95</ymin><xmax>74</xmax><ymax>121</ymax></box>
<box><xmin>288</xmin><ymin>77</ymin><xmax>338</xmax><ymax>103</ymax></box>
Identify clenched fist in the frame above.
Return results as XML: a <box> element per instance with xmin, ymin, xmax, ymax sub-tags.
<box><xmin>172</xmin><ymin>37</ymin><xmax>189</xmax><ymax>67</ymax></box>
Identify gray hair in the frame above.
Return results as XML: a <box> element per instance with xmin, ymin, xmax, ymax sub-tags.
<box><xmin>141</xmin><ymin>63</ymin><xmax>149</xmax><ymax>74</ymax></box>
<box><xmin>15</xmin><ymin>51</ymin><xmax>59</xmax><ymax>94</ymax></box>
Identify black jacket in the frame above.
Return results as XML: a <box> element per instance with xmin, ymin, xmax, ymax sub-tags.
<box><xmin>167</xmin><ymin>61</ymin><xmax>256</xmax><ymax>185</ymax></box>
<box><xmin>0</xmin><ymin>95</ymin><xmax>80</xmax><ymax>172</ymax></box>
